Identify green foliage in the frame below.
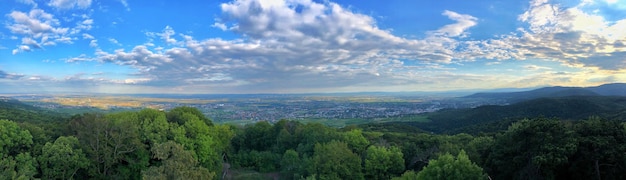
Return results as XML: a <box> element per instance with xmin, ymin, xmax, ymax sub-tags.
<box><xmin>568</xmin><ymin>117</ymin><xmax>626</xmax><ymax>180</ymax></box>
<box><xmin>39</xmin><ymin>136</ymin><xmax>89</xmax><ymax>180</ymax></box>
<box><xmin>342</xmin><ymin>129</ymin><xmax>370</xmax><ymax>154</ymax></box>
<box><xmin>416</xmin><ymin>150</ymin><xmax>486</xmax><ymax>180</ymax></box>
<box><xmin>6</xmin><ymin>98</ymin><xmax>626</xmax><ymax>180</ymax></box>
<box><xmin>424</xmin><ymin>96</ymin><xmax>626</xmax><ymax>134</ymax></box>
<box><xmin>486</xmin><ymin>117</ymin><xmax>577</xmax><ymax>180</ymax></box>
<box><xmin>295</xmin><ymin>123</ymin><xmax>341</xmax><ymax>156</ymax></box>
<box><xmin>0</xmin><ymin>119</ymin><xmax>34</xmax><ymax>156</ymax></box>
<box><xmin>232</xmin><ymin>150</ymin><xmax>281</xmax><ymax>173</ymax></box>
<box><xmin>236</xmin><ymin>121</ymin><xmax>275</xmax><ymax>151</ymax></box>
<box><xmin>166</xmin><ymin>106</ymin><xmax>213</xmax><ymax>126</ymax></box>
<box><xmin>464</xmin><ymin>136</ymin><xmax>494</xmax><ymax>167</ymax></box>
<box><xmin>392</xmin><ymin>171</ymin><xmax>419</xmax><ymax>180</ymax></box>
<box><xmin>70</xmin><ymin>113</ymin><xmax>148</xmax><ymax>179</ymax></box>
<box><xmin>273</xmin><ymin>120</ymin><xmax>300</xmax><ymax>153</ymax></box>
<box><xmin>174</xmin><ymin>114</ymin><xmax>232</xmax><ymax>174</ymax></box>
<box><xmin>309</xmin><ymin>141</ymin><xmax>364</xmax><ymax>180</ymax></box>
<box><xmin>137</xmin><ymin>109</ymin><xmax>170</xmax><ymax>145</ymax></box>
<box><xmin>142</xmin><ymin>141</ymin><xmax>215</xmax><ymax>180</ymax></box>
<box><xmin>0</xmin><ymin>99</ymin><xmax>66</xmax><ymax>123</ymax></box>
<box><xmin>0</xmin><ymin>152</ymin><xmax>38</xmax><ymax>180</ymax></box>
<box><xmin>280</xmin><ymin>149</ymin><xmax>302</xmax><ymax>178</ymax></box>
<box><xmin>364</xmin><ymin>145</ymin><xmax>405</xmax><ymax>180</ymax></box>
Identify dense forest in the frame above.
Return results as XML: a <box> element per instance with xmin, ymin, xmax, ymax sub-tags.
<box><xmin>2</xmin><ymin>97</ymin><xmax>626</xmax><ymax>179</ymax></box>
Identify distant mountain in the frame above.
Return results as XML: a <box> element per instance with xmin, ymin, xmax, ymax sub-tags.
<box><xmin>586</xmin><ymin>83</ymin><xmax>626</xmax><ymax>96</ymax></box>
<box><xmin>413</xmin><ymin>95</ymin><xmax>626</xmax><ymax>134</ymax></box>
<box><xmin>463</xmin><ymin>83</ymin><xmax>626</xmax><ymax>102</ymax></box>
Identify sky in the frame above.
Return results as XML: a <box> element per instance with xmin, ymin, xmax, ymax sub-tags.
<box><xmin>1</xmin><ymin>0</ymin><xmax>626</xmax><ymax>94</ymax></box>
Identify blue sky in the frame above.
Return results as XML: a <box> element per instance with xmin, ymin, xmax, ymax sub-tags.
<box><xmin>1</xmin><ymin>0</ymin><xmax>626</xmax><ymax>94</ymax></box>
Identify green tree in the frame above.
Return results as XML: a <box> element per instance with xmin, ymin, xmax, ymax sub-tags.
<box><xmin>166</xmin><ymin>106</ymin><xmax>212</xmax><ymax>126</ymax></box>
<box><xmin>70</xmin><ymin>113</ymin><xmax>148</xmax><ymax>179</ymax></box>
<box><xmin>392</xmin><ymin>171</ymin><xmax>419</xmax><ymax>180</ymax></box>
<box><xmin>239</xmin><ymin>121</ymin><xmax>274</xmax><ymax>151</ymax></box>
<box><xmin>167</xmin><ymin>113</ymin><xmax>231</xmax><ymax>176</ymax></box>
<box><xmin>39</xmin><ymin>136</ymin><xmax>89</xmax><ymax>180</ymax></box>
<box><xmin>464</xmin><ymin>136</ymin><xmax>494</xmax><ymax>168</ymax></box>
<box><xmin>569</xmin><ymin>117</ymin><xmax>626</xmax><ymax>180</ymax></box>
<box><xmin>0</xmin><ymin>152</ymin><xmax>37</xmax><ymax>180</ymax></box>
<box><xmin>280</xmin><ymin>149</ymin><xmax>302</xmax><ymax>178</ymax></box>
<box><xmin>416</xmin><ymin>150</ymin><xmax>486</xmax><ymax>180</ymax></box>
<box><xmin>137</xmin><ymin>109</ymin><xmax>170</xmax><ymax>145</ymax></box>
<box><xmin>0</xmin><ymin>119</ymin><xmax>33</xmax><ymax>156</ymax></box>
<box><xmin>0</xmin><ymin>119</ymin><xmax>37</xmax><ymax>179</ymax></box>
<box><xmin>17</xmin><ymin>122</ymin><xmax>52</xmax><ymax>157</ymax></box>
<box><xmin>309</xmin><ymin>141</ymin><xmax>363</xmax><ymax>180</ymax></box>
<box><xmin>343</xmin><ymin>129</ymin><xmax>370</xmax><ymax>154</ymax></box>
<box><xmin>142</xmin><ymin>141</ymin><xmax>215</xmax><ymax>180</ymax></box>
<box><xmin>487</xmin><ymin>118</ymin><xmax>576</xmax><ymax>180</ymax></box>
<box><xmin>364</xmin><ymin>145</ymin><xmax>405</xmax><ymax>180</ymax></box>
<box><xmin>273</xmin><ymin>120</ymin><xmax>300</xmax><ymax>153</ymax></box>
<box><xmin>295</xmin><ymin>123</ymin><xmax>340</xmax><ymax>156</ymax></box>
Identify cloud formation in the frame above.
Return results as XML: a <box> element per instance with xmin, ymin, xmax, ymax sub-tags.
<box><xmin>465</xmin><ymin>0</ymin><xmax>626</xmax><ymax>70</ymax></box>
<box><xmin>3</xmin><ymin>0</ymin><xmax>626</xmax><ymax>93</ymax></box>
<box><xmin>0</xmin><ymin>70</ymin><xmax>24</xmax><ymax>80</ymax></box>
<box><xmin>6</xmin><ymin>8</ymin><xmax>92</xmax><ymax>54</ymax></box>
<box><xmin>48</xmin><ymin>0</ymin><xmax>92</xmax><ymax>9</ymax></box>
<box><xmin>75</xmin><ymin>0</ymin><xmax>480</xmax><ymax>92</ymax></box>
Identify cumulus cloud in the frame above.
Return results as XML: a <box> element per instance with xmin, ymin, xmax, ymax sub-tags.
<box><xmin>55</xmin><ymin>0</ymin><xmax>626</xmax><ymax>93</ymax></box>
<box><xmin>62</xmin><ymin>0</ymin><xmax>482</xmax><ymax>92</ymax></box>
<box><xmin>6</xmin><ymin>8</ymin><xmax>92</xmax><ymax>54</ymax></box>
<box><xmin>48</xmin><ymin>0</ymin><xmax>92</xmax><ymax>9</ymax></box>
<box><xmin>0</xmin><ymin>70</ymin><xmax>25</xmax><ymax>80</ymax></box>
<box><xmin>461</xmin><ymin>0</ymin><xmax>626</xmax><ymax>71</ymax></box>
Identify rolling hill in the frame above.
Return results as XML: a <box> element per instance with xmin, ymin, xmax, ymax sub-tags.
<box><xmin>463</xmin><ymin>83</ymin><xmax>626</xmax><ymax>103</ymax></box>
<box><xmin>0</xmin><ymin>97</ymin><xmax>66</xmax><ymax>123</ymax></box>
<box><xmin>396</xmin><ymin>95</ymin><xmax>626</xmax><ymax>134</ymax></box>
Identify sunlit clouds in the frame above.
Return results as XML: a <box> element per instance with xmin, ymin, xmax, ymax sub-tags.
<box><xmin>1</xmin><ymin>0</ymin><xmax>626</xmax><ymax>93</ymax></box>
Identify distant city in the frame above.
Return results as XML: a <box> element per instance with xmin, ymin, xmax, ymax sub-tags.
<box><xmin>3</xmin><ymin>93</ymin><xmax>508</xmax><ymax>124</ymax></box>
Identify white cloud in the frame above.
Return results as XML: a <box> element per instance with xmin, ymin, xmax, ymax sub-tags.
<box><xmin>0</xmin><ymin>70</ymin><xmax>25</xmax><ymax>80</ymax></box>
<box><xmin>82</xmin><ymin>33</ymin><xmax>94</xmax><ymax>39</ymax></box>
<box><xmin>71</xmin><ymin>0</ymin><xmax>484</xmax><ymax>92</ymax></box>
<box><xmin>77</xmin><ymin>19</ymin><xmax>94</xmax><ymax>30</ymax></box>
<box><xmin>89</xmin><ymin>39</ymin><xmax>98</xmax><ymax>47</ymax></box>
<box><xmin>6</xmin><ymin>9</ymin><xmax>93</xmax><ymax>54</ymax></box>
<box><xmin>212</xmin><ymin>22</ymin><xmax>228</xmax><ymax>31</ymax></box>
<box><xmin>48</xmin><ymin>0</ymin><xmax>92</xmax><ymax>9</ymax></box>
<box><xmin>460</xmin><ymin>0</ymin><xmax>626</xmax><ymax>71</ymax></box>
<box><xmin>65</xmin><ymin>54</ymin><xmax>93</xmax><ymax>62</ymax></box>
<box><xmin>108</xmin><ymin>38</ymin><xmax>122</xmax><ymax>46</ymax></box>
<box><xmin>16</xmin><ymin>0</ymin><xmax>37</xmax><ymax>6</ymax></box>
<box><xmin>118</xmin><ymin>0</ymin><xmax>130</xmax><ymax>11</ymax></box>
<box><xmin>54</xmin><ymin>0</ymin><xmax>626</xmax><ymax>93</ymax></box>
<box><xmin>161</xmin><ymin>26</ymin><xmax>177</xmax><ymax>44</ymax></box>
<box><xmin>430</xmin><ymin>10</ymin><xmax>478</xmax><ymax>37</ymax></box>
<box><xmin>524</xmin><ymin>65</ymin><xmax>552</xmax><ymax>71</ymax></box>
<box><xmin>21</xmin><ymin>37</ymin><xmax>41</xmax><ymax>49</ymax></box>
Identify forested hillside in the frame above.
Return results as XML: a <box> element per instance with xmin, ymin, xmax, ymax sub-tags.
<box><xmin>2</xmin><ymin>99</ymin><xmax>626</xmax><ymax>179</ymax></box>
<box><xmin>412</xmin><ymin>96</ymin><xmax>626</xmax><ymax>134</ymax></box>
<box><xmin>463</xmin><ymin>83</ymin><xmax>626</xmax><ymax>103</ymax></box>
<box><xmin>0</xmin><ymin>98</ymin><xmax>66</xmax><ymax>123</ymax></box>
